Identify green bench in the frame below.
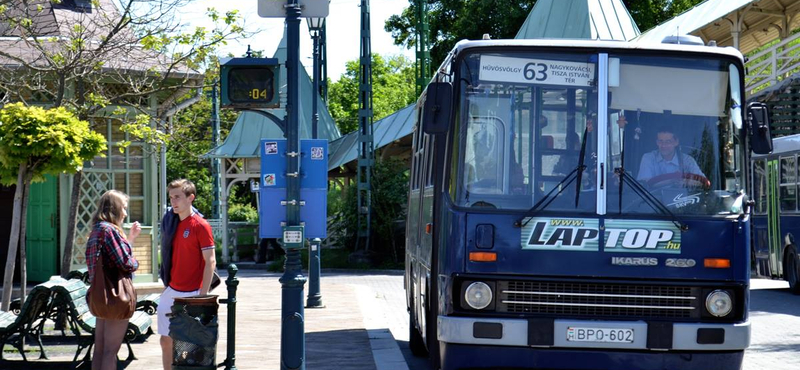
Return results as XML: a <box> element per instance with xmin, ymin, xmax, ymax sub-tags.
<box><xmin>46</xmin><ymin>278</ymin><xmax>153</xmax><ymax>364</ymax></box>
<box><xmin>136</xmin><ymin>293</ymin><xmax>160</xmax><ymax>315</ymax></box>
<box><xmin>0</xmin><ymin>285</ymin><xmax>52</xmax><ymax>361</ymax></box>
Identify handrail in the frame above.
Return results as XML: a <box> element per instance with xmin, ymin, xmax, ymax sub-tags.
<box><xmin>746</xmin><ymin>31</ymin><xmax>800</xmax><ymax>96</ymax></box>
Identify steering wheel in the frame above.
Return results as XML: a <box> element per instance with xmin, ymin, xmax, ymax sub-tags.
<box><xmin>646</xmin><ymin>172</ymin><xmax>711</xmax><ymax>190</ymax></box>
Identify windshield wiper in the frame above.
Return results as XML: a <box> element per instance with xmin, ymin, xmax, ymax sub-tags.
<box><xmin>615</xmin><ymin>168</ymin><xmax>688</xmax><ymax>231</ymax></box>
<box><xmin>574</xmin><ymin>126</ymin><xmax>589</xmax><ymax>208</ymax></box>
<box><xmin>514</xmin><ymin>165</ymin><xmax>586</xmax><ymax>228</ymax></box>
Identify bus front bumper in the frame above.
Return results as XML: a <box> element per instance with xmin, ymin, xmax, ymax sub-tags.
<box><xmin>438</xmin><ymin>316</ymin><xmax>750</xmax><ymax>351</ymax></box>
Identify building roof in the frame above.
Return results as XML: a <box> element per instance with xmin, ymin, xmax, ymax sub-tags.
<box><xmin>207</xmin><ymin>27</ymin><xmax>341</xmax><ymax>159</ymax></box>
<box><xmin>633</xmin><ymin>0</ymin><xmax>800</xmax><ymax>55</ymax></box>
<box><xmin>515</xmin><ymin>0</ymin><xmax>640</xmax><ymax>41</ymax></box>
<box><xmin>328</xmin><ymin>104</ymin><xmax>416</xmax><ymax>171</ymax></box>
<box><xmin>0</xmin><ymin>0</ymin><xmax>197</xmax><ymax>76</ymax></box>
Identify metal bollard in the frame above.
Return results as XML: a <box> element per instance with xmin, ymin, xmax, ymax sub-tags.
<box><xmin>306</xmin><ymin>238</ymin><xmax>324</xmax><ymax>308</ymax></box>
<box><xmin>219</xmin><ymin>264</ymin><xmax>239</xmax><ymax>370</ymax></box>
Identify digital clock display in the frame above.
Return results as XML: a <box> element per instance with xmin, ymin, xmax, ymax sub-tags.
<box><xmin>227</xmin><ymin>67</ymin><xmax>276</xmax><ymax>104</ymax></box>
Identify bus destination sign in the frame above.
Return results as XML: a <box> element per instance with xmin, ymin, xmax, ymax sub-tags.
<box><xmin>479</xmin><ymin>55</ymin><xmax>595</xmax><ymax>87</ymax></box>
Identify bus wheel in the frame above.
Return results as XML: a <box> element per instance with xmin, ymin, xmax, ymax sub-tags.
<box><xmin>409</xmin><ymin>297</ymin><xmax>429</xmax><ymax>356</ymax></box>
<box><xmin>787</xmin><ymin>246</ymin><xmax>800</xmax><ymax>295</ymax></box>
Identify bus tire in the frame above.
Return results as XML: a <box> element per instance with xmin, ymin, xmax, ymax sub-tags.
<box><xmin>786</xmin><ymin>245</ymin><xmax>800</xmax><ymax>295</ymax></box>
<box><xmin>427</xmin><ymin>296</ymin><xmax>441</xmax><ymax>370</ymax></box>
<box><xmin>409</xmin><ymin>297</ymin><xmax>429</xmax><ymax>356</ymax></box>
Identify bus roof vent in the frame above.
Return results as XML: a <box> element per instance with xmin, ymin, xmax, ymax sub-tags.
<box><xmin>661</xmin><ymin>35</ymin><xmax>704</xmax><ymax>46</ymax></box>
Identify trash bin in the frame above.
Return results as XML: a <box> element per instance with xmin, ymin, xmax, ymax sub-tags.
<box><xmin>169</xmin><ymin>295</ymin><xmax>219</xmax><ymax>370</ymax></box>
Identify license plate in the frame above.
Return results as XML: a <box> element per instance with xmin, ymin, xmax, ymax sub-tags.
<box><xmin>566</xmin><ymin>327</ymin><xmax>634</xmax><ymax>343</ymax></box>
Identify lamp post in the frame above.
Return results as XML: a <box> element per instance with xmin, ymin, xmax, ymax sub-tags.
<box><xmin>280</xmin><ymin>1</ymin><xmax>305</xmax><ymax>370</ymax></box>
<box><xmin>306</xmin><ymin>16</ymin><xmax>325</xmax><ymax>309</ymax></box>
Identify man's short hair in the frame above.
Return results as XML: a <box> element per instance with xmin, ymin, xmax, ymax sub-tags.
<box><xmin>656</xmin><ymin>125</ymin><xmax>676</xmax><ymax>136</ymax></box>
<box><xmin>168</xmin><ymin>179</ymin><xmax>196</xmax><ymax>198</ymax></box>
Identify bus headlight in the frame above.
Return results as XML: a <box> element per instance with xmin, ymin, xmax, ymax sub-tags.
<box><xmin>705</xmin><ymin>290</ymin><xmax>733</xmax><ymax>317</ymax></box>
<box><xmin>464</xmin><ymin>282</ymin><xmax>493</xmax><ymax>310</ymax></box>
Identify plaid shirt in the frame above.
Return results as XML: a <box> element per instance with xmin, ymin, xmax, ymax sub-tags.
<box><xmin>85</xmin><ymin>221</ymin><xmax>139</xmax><ymax>284</ymax></box>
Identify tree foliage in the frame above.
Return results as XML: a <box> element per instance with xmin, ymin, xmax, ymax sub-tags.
<box><xmin>0</xmin><ymin>103</ymin><xmax>106</xmax><ymax>185</ymax></box>
<box><xmin>622</xmin><ymin>0</ymin><xmax>705</xmax><ymax>33</ymax></box>
<box><xmin>385</xmin><ymin>0</ymin><xmax>706</xmax><ymax>68</ymax></box>
<box><xmin>328</xmin><ymin>54</ymin><xmax>416</xmax><ymax>134</ymax></box>
<box><xmin>0</xmin><ymin>103</ymin><xmax>106</xmax><ymax>310</ymax></box>
<box><xmin>385</xmin><ymin>1</ymin><xmax>536</xmax><ymax>69</ymax></box>
<box><xmin>334</xmin><ymin>157</ymin><xmax>409</xmax><ymax>264</ymax></box>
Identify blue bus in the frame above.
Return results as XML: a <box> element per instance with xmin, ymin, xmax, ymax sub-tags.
<box><xmin>405</xmin><ymin>37</ymin><xmax>773</xmax><ymax>370</ymax></box>
<box><xmin>750</xmin><ymin>134</ymin><xmax>800</xmax><ymax>293</ymax></box>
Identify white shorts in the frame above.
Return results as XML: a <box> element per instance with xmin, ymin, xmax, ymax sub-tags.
<box><xmin>157</xmin><ymin>286</ymin><xmax>201</xmax><ymax>336</ymax></box>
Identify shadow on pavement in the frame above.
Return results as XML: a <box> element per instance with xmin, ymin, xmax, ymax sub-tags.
<box><xmin>307</xmin><ymin>329</ymin><xmax>376</xmax><ymax>370</ymax></box>
<box><xmin>0</xmin><ymin>358</ymin><xmax>134</xmax><ymax>370</ymax></box>
<box><xmin>750</xmin><ymin>288</ymin><xmax>800</xmax><ymax>316</ymax></box>
<box><xmin>395</xmin><ymin>339</ymin><xmax>434</xmax><ymax>370</ymax></box>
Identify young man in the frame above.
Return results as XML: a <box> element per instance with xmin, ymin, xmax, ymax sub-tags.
<box><xmin>157</xmin><ymin>179</ymin><xmax>217</xmax><ymax>370</ymax></box>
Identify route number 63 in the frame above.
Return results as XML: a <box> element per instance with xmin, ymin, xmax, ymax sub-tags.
<box><xmin>524</xmin><ymin>62</ymin><xmax>548</xmax><ymax>81</ymax></box>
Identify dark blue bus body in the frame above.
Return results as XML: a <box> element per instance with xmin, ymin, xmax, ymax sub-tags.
<box><xmin>406</xmin><ymin>39</ymin><xmax>761</xmax><ymax>370</ymax></box>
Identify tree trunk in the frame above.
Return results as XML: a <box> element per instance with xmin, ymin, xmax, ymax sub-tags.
<box><xmin>1</xmin><ymin>164</ymin><xmax>27</xmax><ymax>311</ymax></box>
<box><xmin>18</xmin><ymin>176</ymin><xmax>32</xmax><ymax>307</ymax></box>
<box><xmin>61</xmin><ymin>171</ymin><xmax>83</xmax><ymax>278</ymax></box>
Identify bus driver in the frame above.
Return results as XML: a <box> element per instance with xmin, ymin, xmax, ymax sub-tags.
<box><xmin>637</xmin><ymin>126</ymin><xmax>706</xmax><ymax>187</ymax></box>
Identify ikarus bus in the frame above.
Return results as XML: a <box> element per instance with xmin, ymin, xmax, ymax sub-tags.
<box><xmin>405</xmin><ymin>36</ymin><xmax>773</xmax><ymax>370</ymax></box>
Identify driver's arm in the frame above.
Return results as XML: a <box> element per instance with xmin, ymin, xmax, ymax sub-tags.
<box><xmin>636</xmin><ymin>152</ymin><xmax>654</xmax><ymax>181</ymax></box>
<box><xmin>683</xmin><ymin>155</ymin><xmax>705</xmax><ymax>178</ymax></box>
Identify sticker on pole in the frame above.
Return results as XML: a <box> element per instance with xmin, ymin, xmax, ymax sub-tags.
<box><xmin>264</xmin><ymin>142</ymin><xmax>278</xmax><ymax>155</ymax></box>
<box><xmin>479</xmin><ymin>55</ymin><xmax>595</xmax><ymax>87</ymax></box>
<box><xmin>263</xmin><ymin>174</ymin><xmax>276</xmax><ymax>186</ymax></box>
<box><xmin>284</xmin><ymin>230</ymin><xmax>303</xmax><ymax>244</ymax></box>
<box><xmin>311</xmin><ymin>147</ymin><xmax>324</xmax><ymax>160</ymax></box>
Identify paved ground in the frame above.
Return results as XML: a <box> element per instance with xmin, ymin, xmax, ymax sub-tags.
<box><xmin>1</xmin><ymin>270</ymin><xmax>799</xmax><ymax>370</ymax></box>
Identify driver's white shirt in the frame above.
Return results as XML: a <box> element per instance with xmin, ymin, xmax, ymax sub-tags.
<box><xmin>637</xmin><ymin>150</ymin><xmax>704</xmax><ymax>182</ymax></box>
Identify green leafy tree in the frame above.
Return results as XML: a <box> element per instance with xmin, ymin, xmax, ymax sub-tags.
<box><xmin>335</xmin><ymin>157</ymin><xmax>408</xmax><ymax>264</ymax></box>
<box><xmin>386</xmin><ymin>0</ymin><xmax>706</xmax><ymax>68</ymax></box>
<box><xmin>622</xmin><ymin>0</ymin><xmax>705</xmax><ymax>33</ymax></box>
<box><xmin>328</xmin><ymin>54</ymin><xmax>416</xmax><ymax>134</ymax></box>
<box><xmin>0</xmin><ymin>0</ymin><xmax>250</xmax><ymax>281</ymax></box>
<box><xmin>0</xmin><ymin>103</ymin><xmax>106</xmax><ymax>310</ymax></box>
<box><xmin>385</xmin><ymin>1</ymin><xmax>536</xmax><ymax>69</ymax></box>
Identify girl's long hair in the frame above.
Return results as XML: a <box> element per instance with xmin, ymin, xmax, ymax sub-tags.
<box><xmin>91</xmin><ymin>190</ymin><xmax>129</xmax><ymax>235</ymax></box>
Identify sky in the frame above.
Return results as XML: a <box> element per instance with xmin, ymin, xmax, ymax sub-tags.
<box><xmin>178</xmin><ymin>0</ymin><xmax>416</xmax><ymax>81</ymax></box>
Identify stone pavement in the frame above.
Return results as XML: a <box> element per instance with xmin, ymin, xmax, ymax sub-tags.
<box><xmin>0</xmin><ymin>269</ymin><xmax>400</xmax><ymax>370</ymax></box>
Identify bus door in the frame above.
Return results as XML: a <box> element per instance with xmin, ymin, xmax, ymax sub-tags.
<box><xmin>407</xmin><ymin>122</ymin><xmax>426</xmax><ymax>338</ymax></box>
<box><xmin>767</xmin><ymin>158</ymin><xmax>783</xmax><ymax>277</ymax></box>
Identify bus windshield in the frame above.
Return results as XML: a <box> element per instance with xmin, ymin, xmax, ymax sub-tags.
<box><xmin>454</xmin><ymin>51</ymin><xmax>745</xmax><ymax>216</ymax></box>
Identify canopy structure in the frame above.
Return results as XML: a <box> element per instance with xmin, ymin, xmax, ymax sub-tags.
<box><xmin>328</xmin><ymin>104</ymin><xmax>416</xmax><ymax>176</ymax></box>
<box><xmin>515</xmin><ymin>0</ymin><xmax>640</xmax><ymax>41</ymax></box>
<box><xmin>634</xmin><ymin>0</ymin><xmax>800</xmax><ymax>55</ymax></box>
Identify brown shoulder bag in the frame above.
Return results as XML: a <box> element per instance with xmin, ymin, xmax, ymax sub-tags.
<box><xmin>87</xmin><ymin>252</ymin><xmax>137</xmax><ymax>320</ymax></box>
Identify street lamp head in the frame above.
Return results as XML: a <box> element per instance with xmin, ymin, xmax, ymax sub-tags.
<box><xmin>306</xmin><ymin>17</ymin><xmax>325</xmax><ymax>33</ymax></box>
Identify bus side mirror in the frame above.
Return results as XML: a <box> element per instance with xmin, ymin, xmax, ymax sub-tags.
<box><xmin>747</xmin><ymin>102</ymin><xmax>773</xmax><ymax>155</ymax></box>
<box><xmin>422</xmin><ymin>82</ymin><xmax>453</xmax><ymax>134</ymax></box>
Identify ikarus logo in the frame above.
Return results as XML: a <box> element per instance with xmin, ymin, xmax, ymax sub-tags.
<box><xmin>521</xmin><ymin>218</ymin><xmax>599</xmax><ymax>251</ymax></box>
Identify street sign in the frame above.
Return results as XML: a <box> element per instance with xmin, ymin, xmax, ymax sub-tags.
<box><xmin>220</xmin><ymin>57</ymin><xmax>280</xmax><ymax>109</ymax></box>
<box><xmin>259</xmin><ymin>139</ymin><xmax>328</xmax><ymax>239</ymax></box>
<box><xmin>257</xmin><ymin>0</ymin><xmax>330</xmax><ymax>18</ymax></box>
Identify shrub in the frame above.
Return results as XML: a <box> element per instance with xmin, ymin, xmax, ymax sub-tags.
<box><xmin>228</xmin><ymin>203</ymin><xmax>258</xmax><ymax>223</ymax></box>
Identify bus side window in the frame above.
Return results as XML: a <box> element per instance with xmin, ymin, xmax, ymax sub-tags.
<box><xmin>780</xmin><ymin>156</ymin><xmax>797</xmax><ymax>211</ymax></box>
<box><xmin>753</xmin><ymin>159</ymin><xmax>767</xmax><ymax>214</ymax></box>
